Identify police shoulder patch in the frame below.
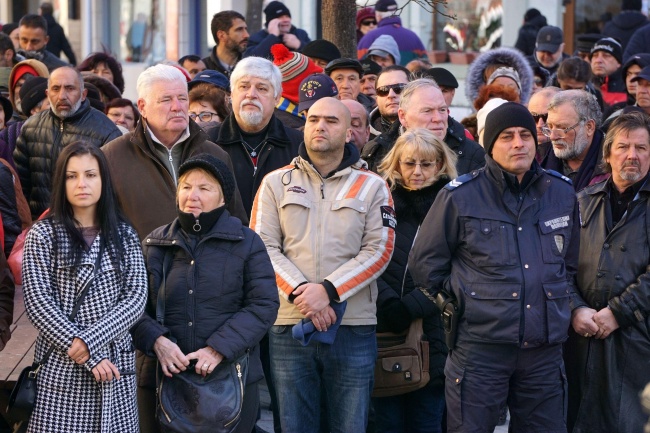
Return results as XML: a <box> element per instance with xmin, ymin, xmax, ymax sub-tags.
<box><xmin>545</xmin><ymin>169</ymin><xmax>572</xmax><ymax>184</ymax></box>
<box><xmin>444</xmin><ymin>171</ymin><xmax>480</xmax><ymax>190</ymax></box>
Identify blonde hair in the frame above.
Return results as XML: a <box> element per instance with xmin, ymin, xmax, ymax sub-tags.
<box><xmin>378</xmin><ymin>128</ymin><xmax>458</xmax><ymax>189</ymax></box>
<box><xmin>176</xmin><ymin>168</ymin><xmax>223</xmax><ymax>198</ymax></box>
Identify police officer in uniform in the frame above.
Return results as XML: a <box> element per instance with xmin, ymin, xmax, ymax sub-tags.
<box><xmin>409</xmin><ymin>102</ymin><xmax>580</xmax><ymax>433</ymax></box>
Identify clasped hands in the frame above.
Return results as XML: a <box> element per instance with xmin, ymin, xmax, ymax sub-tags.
<box><xmin>68</xmin><ymin>337</ymin><xmax>120</xmax><ymax>382</ymax></box>
<box><xmin>571</xmin><ymin>306</ymin><xmax>619</xmax><ymax>339</ymax></box>
<box><xmin>293</xmin><ymin>283</ymin><xmax>337</xmax><ymax>332</ymax></box>
<box><xmin>154</xmin><ymin>336</ymin><xmax>224</xmax><ymax>378</ymax></box>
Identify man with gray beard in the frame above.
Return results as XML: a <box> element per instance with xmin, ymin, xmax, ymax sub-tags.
<box><xmin>540</xmin><ymin>89</ymin><xmax>609</xmax><ymax>191</ymax></box>
<box><xmin>13</xmin><ymin>66</ymin><xmax>121</xmax><ymax>218</ymax></box>
<box><xmin>207</xmin><ymin>56</ymin><xmax>302</xmax><ymax>218</ymax></box>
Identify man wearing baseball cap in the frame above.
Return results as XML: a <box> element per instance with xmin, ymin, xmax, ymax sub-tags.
<box><xmin>410</xmin><ymin>101</ymin><xmax>579</xmax><ymax>433</ymax></box>
<box><xmin>590</xmin><ymin>37</ymin><xmax>627</xmax><ymax>108</ymax></box>
<box><xmin>630</xmin><ymin>65</ymin><xmax>650</xmax><ymax>116</ymax></box>
<box><xmin>531</xmin><ymin>25</ymin><xmax>569</xmax><ymax>76</ymax></box>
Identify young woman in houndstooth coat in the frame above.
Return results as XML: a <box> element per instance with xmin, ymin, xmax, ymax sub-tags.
<box><xmin>22</xmin><ymin>141</ymin><xmax>148</xmax><ymax>432</ymax></box>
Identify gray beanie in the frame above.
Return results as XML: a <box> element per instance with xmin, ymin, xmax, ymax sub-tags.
<box><xmin>367</xmin><ymin>35</ymin><xmax>401</xmax><ymax>65</ymax></box>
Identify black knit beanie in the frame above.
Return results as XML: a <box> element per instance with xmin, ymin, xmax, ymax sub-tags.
<box><xmin>264</xmin><ymin>1</ymin><xmax>291</xmax><ymax>26</ymax></box>
<box><xmin>483</xmin><ymin>102</ymin><xmax>537</xmax><ymax>156</ymax></box>
<box><xmin>178</xmin><ymin>154</ymin><xmax>236</xmax><ymax>206</ymax></box>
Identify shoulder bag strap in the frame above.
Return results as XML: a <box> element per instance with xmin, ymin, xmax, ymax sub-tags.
<box><xmin>37</xmin><ymin>243</ymin><xmax>104</xmax><ymax>366</ymax></box>
<box><xmin>155</xmin><ymin>249</ymin><xmax>173</xmax><ymax>326</ymax></box>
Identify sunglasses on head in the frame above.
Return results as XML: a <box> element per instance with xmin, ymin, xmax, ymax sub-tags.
<box><xmin>376</xmin><ymin>83</ymin><xmax>406</xmax><ymax>97</ymax></box>
<box><xmin>530</xmin><ymin>112</ymin><xmax>548</xmax><ymax>123</ymax></box>
<box><xmin>361</xmin><ymin>20</ymin><xmax>377</xmax><ymax>26</ymax></box>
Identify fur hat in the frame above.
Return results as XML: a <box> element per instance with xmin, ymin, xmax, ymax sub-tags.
<box><xmin>367</xmin><ymin>34</ymin><xmax>401</xmax><ymax>65</ymax></box>
<box><xmin>178</xmin><ymin>153</ymin><xmax>236</xmax><ymax>206</ymax></box>
<box><xmin>590</xmin><ymin>37</ymin><xmax>623</xmax><ymax>65</ymax></box>
<box><xmin>272</xmin><ymin>43</ymin><xmax>323</xmax><ymax>104</ymax></box>
<box><xmin>483</xmin><ymin>102</ymin><xmax>537</xmax><ymax>156</ymax></box>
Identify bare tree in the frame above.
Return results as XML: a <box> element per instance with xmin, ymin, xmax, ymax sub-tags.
<box><xmin>246</xmin><ymin>0</ymin><xmax>265</xmax><ymax>35</ymax></box>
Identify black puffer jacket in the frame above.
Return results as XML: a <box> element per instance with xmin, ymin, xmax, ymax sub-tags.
<box><xmin>14</xmin><ymin>99</ymin><xmax>121</xmax><ymax>218</ymax></box>
<box><xmin>131</xmin><ymin>209</ymin><xmax>279</xmax><ymax>386</ymax></box>
<box><xmin>207</xmin><ymin>113</ymin><xmax>302</xmax><ymax>217</ymax></box>
<box><xmin>376</xmin><ymin>180</ymin><xmax>449</xmax><ymax>386</ymax></box>
<box><xmin>362</xmin><ymin>118</ymin><xmax>485</xmax><ymax>175</ymax></box>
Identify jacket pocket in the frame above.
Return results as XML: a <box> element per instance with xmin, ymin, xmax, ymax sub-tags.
<box><xmin>538</xmin><ymin>214</ymin><xmax>572</xmax><ymax>263</ymax></box>
<box><xmin>544</xmin><ymin>281</ymin><xmax>571</xmax><ymax>343</ymax></box>
<box><xmin>462</xmin><ymin>283</ymin><xmax>521</xmax><ymax>343</ymax></box>
<box><xmin>462</xmin><ymin>218</ymin><xmax>516</xmax><ymax>267</ymax></box>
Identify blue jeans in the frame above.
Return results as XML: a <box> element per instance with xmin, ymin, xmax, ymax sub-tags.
<box><xmin>269</xmin><ymin>324</ymin><xmax>377</xmax><ymax>433</ymax></box>
<box><xmin>373</xmin><ymin>381</ymin><xmax>445</xmax><ymax>433</ymax></box>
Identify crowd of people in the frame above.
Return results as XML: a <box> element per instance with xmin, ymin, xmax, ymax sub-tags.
<box><xmin>1</xmin><ymin>0</ymin><xmax>650</xmax><ymax>432</ymax></box>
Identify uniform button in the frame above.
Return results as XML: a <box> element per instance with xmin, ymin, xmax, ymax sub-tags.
<box><xmin>597</xmin><ymin>272</ymin><xmax>603</xmax><ymax>278</ymax></box>
<box><xmin>483</xmin><ymin>228</ymin><xmax>489</xmax><ymax>233</ymax></box>
<box><xmin>512</xmin><ymin>292</ymin><xmax>518</xmax><ymax>297</ymax></box>
<box><xmin>189</xmin><ymin>290</ymin><xmax>193</xmax><ymax>294</ymax></box>
<box><xmin>190</xmin><ymin>260</ymin><xmax>195</xmax><ymax>265</ymax></box>
<box><xmin>546</xmin><ymin>179</ymin><xmax>551</xmax><ymax>183</ymax></box>
<box><xmin>620</xmin><ymin>246</ymin><xmax>627</xmax><ymax>252</ymax></box>
<box><xmin>547</xmin><ymin>292</ymin><xmax>552</xmax><ymax>297</ymax></box>
<box><xmin>524</xmin><ymin>264</ymin><xmax>529</xmax><ymax>269</ymax></box>
<box><xmin>172</xmin><ymin>240</ymin><xmax>176</xmax><ymax>244</ymax></box>
<box><xmin>360</xmin><ymin>206</ymin><xmax>365</xmax><ymax>211</ymax></box>
<box><xmin>603</xmin><ymin>243</ymin><xmax>610</xmax><ymax>250</ymax></box>
<box><xmin>518</xmin><ymin>227</ymin><xmax>522</xmax><ymax>231</ymax></box>
<box><xmin>532</xmin><ymin>197</ymin><xmax>537</xmax><ymax>201</ymax></box>
<box><xmin>526</xmin><ymin>304</ymin><xmax>531</xmax><ymax>309</ymax></box>
<box><xmin>188</xmin><ymin>321</ymin><xmax>193</xmax><ymax>326</ymax></box>
<box><xmin>615</xmin><ymin>275</ymin><xmax>621</xmax><ymax>280</ymax></box>
<box><xmin>455</xmin><ymin>378</ymin><xmax>460</xmax><ymax>383</ymax></box>
<box><xmin>471</xmin><ymin>291</ymin><xmax>476</xmax><ymax>296</ymax></box>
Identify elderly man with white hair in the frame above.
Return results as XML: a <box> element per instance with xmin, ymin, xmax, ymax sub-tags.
<box><xmin>206</xmin><ymin>55</ymin><xmax>303</xmax><ymax>217</ymax></box>
<box><xmin>102</xmin><ymin>63</ymin><xmax>247</xmax><ymax>433</ymax></box>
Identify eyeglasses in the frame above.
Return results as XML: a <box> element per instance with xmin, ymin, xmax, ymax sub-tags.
<box><xmin>530</xmin><ymin>112</ymin><xmax>548</xmax><ymax>123</ymax></box>
<box><xmin>399</xmin><ymin>160</ymin><xmax>437</xmax><ymax>169</ymax></box>
<box><xmin>189</xmin><ymin>111</ymin><xmax>218</xmax><ymax>122</ymax></box>
<box><xmin>541</xmin><ymin>120</ymin><xmax>582</xmax><ymax>139</ymax></box>
<box><xmin>376</xmin><ymin>83</ymin><xmax>407</xmax><ymax>97</ymax></box>
<box><xmin>361</xmin><ymin>20</ymin><xmax>377</xmax><ymax>26</ymax></box>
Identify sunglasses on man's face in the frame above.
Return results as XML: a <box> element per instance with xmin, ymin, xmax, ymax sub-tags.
<box><xmin>530</xmin><ymin>112</ymin><xmax>548</xmax><ymax>123</ymax></box>
<box><xmin>376</xmin><ymin>83</ymin><xmax>407</xmax><ymax>97</ymax></box>
<box><xmin>361</xmin><ymin>20</ymin><xmax>377</xmax><ymax>26</ymax></box>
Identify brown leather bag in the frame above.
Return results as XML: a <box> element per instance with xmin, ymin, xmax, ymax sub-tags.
<box><xmin>372</xmin><ymin>318</ymin><xmax>430</xmax><ymax>397</ymax></box>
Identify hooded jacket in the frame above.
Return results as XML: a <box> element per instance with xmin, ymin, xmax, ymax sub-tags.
<box><xmin>466</xmin><ymin>47</ymin><xmax>535</xmax><ymax>105</ymax></box>
<box><xmin>361</xmin><ymin>117</ymin><xmax>485</xmax><ymax>175</ymax></box>
<box><xmin>250</xmin><ymin>143</ymin><xmax>395</xmax><ymax>326</ymax></box>
<box><xmin>566</xmin><ymin>178</ymin><xmax>650</xmax><ymax>433</ymax></box>
<box><xmin>357</xmin><ymin>16</ymin><xmax>427</xmax><ymax>66</ymax></box>
<box><xmin>514</xmin><ymin>14</ymin><xmax>548</xmax><ymax>56</ymax></box>
<box><xmin>624</xmin><ymin>25</ymin><xmax>650</xmax><ymax>62</ymax></box>
<box><xmin>101</xmin><ymin>119</ymin><xmax>248</xmax><ymax>240</ymax></box>
<box><xmin>8</xmin><ymin>59</ymin><xmax>49</xmax><ymax>119</ymax></box>
<box><xmin>206</xmin><ymin>112</ymin><xmax>302</xmax><ymax>218</ymax></box>
<box><xmin>13</xmin><ymin>99</ymin><xmax>121</xmax><ymax>218</ymax></box>
<box><xmin>131</xmin><ymin>209</ymin><xmax>279</xmax><ymax>386</ymax></box>
<box><xmin>602</xmin><ymin>10</ymin><xmax>649</xmax><ymax>51</ymax></box>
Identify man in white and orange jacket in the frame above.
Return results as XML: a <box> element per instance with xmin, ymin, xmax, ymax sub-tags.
<box><xmin>251</xmin><ymin>97</ymin><xmax>394</xmax><ymax>432</ymax></box>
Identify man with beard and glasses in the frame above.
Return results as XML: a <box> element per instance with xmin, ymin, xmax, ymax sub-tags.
<box><xmin>13</xmin><ymin>66</ymin><xmax>120</xmax><ymax>218</ymax></box>
<box><xmin>541</xmin><ymin>89</ymin><xmax>609</xmax><ymax>191</ymax></box>
<box><xmin>202</xmin><ymin>11</ymin><xmax>249</xmax><ymax>78</ymax></box>
<box><xmin>565</xmin><ymin>111</ymin><xmax>650</xmax><ymax>433</ymax></box>
<box><xmin>17</xmin><ymin>13</ymin><xmax>68</xmax><ymax>72</ymax></box>
<box><xmin>207</xmin><ymin>56</ymin><xmax>302</xmax><ymax>218</ymax></box>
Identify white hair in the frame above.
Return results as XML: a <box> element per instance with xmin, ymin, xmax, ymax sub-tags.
<box><xmin>229</xmin><ymin>56</ymin><xmax>282</xmax><ymax>98</ymax></box>
<box><xmin>137</xmin><ymin>64</ymin><xmax>187</xmax><ymax>101</ymax></box>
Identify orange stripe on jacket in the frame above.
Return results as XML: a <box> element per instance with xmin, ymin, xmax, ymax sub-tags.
<box><xmin>345</xmin><ymin>175</ymin><xmax>369</xmax><ymax>199</ymax></box>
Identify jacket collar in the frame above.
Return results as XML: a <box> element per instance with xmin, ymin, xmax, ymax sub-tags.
<box><xmin>214</xmin><ymin>112</ymin><xmax>291</xmax><ymax>147</ymax></box>
<box><xmin>295</xmin><ymin>142</ymin><xmax>364</xmax><ymax>179</ymax></box>
<box><xmin>132</xmin><ymin>118</ymin><xmax>208</xmax><ymax>160</ymax></box>
<box><xmin>378</xmin><ymin>16</ymin><xmax>402</xmax><ymax>27</ymax></box>
<box><xmin>146</xmin><ymin>209</ymin><xmax>245</xmax><ymax>247</ymax></box>
<box><xmin>48</xmin><ymin>98</ymin><xmax>91</xmax><ymax>123</ymax></box>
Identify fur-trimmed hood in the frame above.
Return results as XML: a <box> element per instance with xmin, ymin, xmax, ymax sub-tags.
<box><xmin>465</xmin><ymin>47</ymin><xmax>534</xmax><ymax>107</ymax></box>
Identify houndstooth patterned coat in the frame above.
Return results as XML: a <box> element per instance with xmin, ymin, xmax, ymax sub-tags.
<box><xmin>22</xmin><ymin>218</ymin><xmax>148</xmax><ymax>433</ymax></box>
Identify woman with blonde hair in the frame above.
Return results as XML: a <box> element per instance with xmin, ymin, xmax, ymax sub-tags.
<box><xmin>374</xmin><ymin>128</ymin><xmax>457</xmax><ymax>433</ymax></box>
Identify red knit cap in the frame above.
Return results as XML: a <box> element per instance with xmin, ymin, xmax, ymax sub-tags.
<box><xmin>11</xmin><ymin>64</ymin><xmax>39</xmax><ymax>88</ymax></box>
<box><xmin>271</xmin><ymin>44</ymin><xmax>323</xmax><ymax>104</ymax></box>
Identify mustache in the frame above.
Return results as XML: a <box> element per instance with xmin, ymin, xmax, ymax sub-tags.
<box><xmin>623</xmin><ymin>160</ymin><xmax>641</xmax><ymax>168</ymax></box>
<box><xmin>240</xmin><ymin>99</ymin><xmax>263</xmax><ymax>111</ymax></box>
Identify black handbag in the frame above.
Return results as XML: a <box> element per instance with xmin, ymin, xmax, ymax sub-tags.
<box><xmin>155</xmin><ymin>250</ymin><xmax>249</xmax><ymax>433</ymax></box>
<box><xmin>6</xmin><ymin>245</ymin><xmax>103</xmax><ymax>422</ymax></box>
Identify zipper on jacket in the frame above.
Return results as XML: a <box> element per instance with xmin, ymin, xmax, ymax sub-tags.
<box><xmin>224</xmin><ymin>362</ymin><xmax>245</xmax><ymax>427</ymax></box>
<box><xmin>168</xmin><ymin>149</ymin><xmax>177</xmax><ymax>185</ymax></box>
<box><xmin>320</xmin><ymin>182</ymin><xmax>324</xmax><ymax>199</ymax></box>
